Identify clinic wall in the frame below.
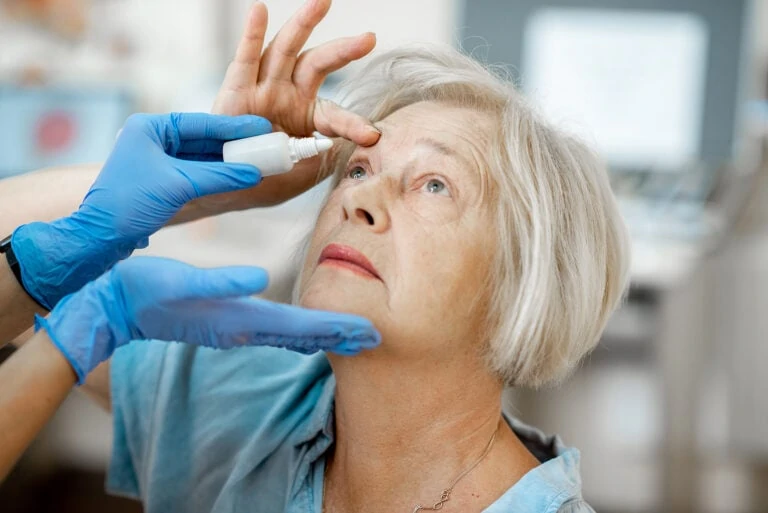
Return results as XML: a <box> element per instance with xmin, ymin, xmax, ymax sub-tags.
<box><xmin>229</xmin><ymin>0</ymin><xmax>461</xmax><ymax>56</ymax></box>
<box><xmin>164</xmin><ymin>0</ymin><xmax>462</xmax><ymax>110</ymax></box>
<box><xmin>145</xmin><ymin>0</ymin><xmax>459</xmax><ymax>110</ymax></box>
<box><xmin>0</xmin><ymin>0</ymin><xmax>460</xmax><ymax>113</ymax></box>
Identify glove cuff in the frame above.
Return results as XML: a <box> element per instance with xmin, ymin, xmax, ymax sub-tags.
<box><xmin>12</xmin><ymin>219</ymin><xmax>138</xmax><ymax>310</ymax></box>
<box><xmin>35</xmin><ymin>314</ymin><xmax>88</xmax><ymax>385</ymax></box>
<box><xmin>34</xmin><ymin>270</ymin><xmax>134</xmax><ymax>384</ymax></box>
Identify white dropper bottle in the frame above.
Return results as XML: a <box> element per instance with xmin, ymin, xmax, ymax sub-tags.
<box><xmin>223</xmin><ymin>132</ymin><xmax>333</xmax><ymax>177</ymax></box>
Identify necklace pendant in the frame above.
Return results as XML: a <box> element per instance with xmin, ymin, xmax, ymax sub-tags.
<box><xmin>412</xmin><ymin>505</ymin><xmax>423</xmax><ymax>513</ymax></box>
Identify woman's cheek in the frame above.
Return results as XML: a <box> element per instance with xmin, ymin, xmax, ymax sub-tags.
<box><xmin>402</xmin><ymin>194</ymin><xmax>461</xmax><ymax>226</ymax></box>
<box><xmin>314</xmin><ymin>194</ymin><xmax>343</xmax><ymax>234</ymax></box>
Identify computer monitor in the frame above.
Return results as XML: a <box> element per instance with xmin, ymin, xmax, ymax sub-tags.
<box><xmin>462</xmin><ymin>0</ymin><xmax>749</xmax><ymax>173</ymax></box>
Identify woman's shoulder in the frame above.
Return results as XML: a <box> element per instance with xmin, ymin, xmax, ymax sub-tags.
<box><xmin>557</xmin><ymin>499</ymin><xmax>597</xmax><ymax>513</ymax></box>
<box><xmin>504</xmin><ymin>414</ymin><xmax>572</xmax><ymax>465</ymax></box>
<box><xmin>114</xmin><ymin>343</ymin><xmax>334</xmax><ymax>431</ymax></box>
<box><xmin>113</xmin><ymin>341</ymin><xmax>332</xmax><ymax>400</ymax></box>
<box><xmin>483</xmin><ymin>413</ymin><xmax>594</xmax><ymax>513</ymax></box>
<box><xmin>108</xmin><ymin>343</ymin><xmax>334</xmax><ymax>502</ymax></box>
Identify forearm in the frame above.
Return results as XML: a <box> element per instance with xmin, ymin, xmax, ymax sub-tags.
<box><xmin>0</xmin><ymin>255</ymin><xmax>43</xmax><ymax>345</ymax></box>
<box><xmin>0</xmin><ymin>330</ymin><xmax>76</xmax><ymax>481</ymax></box>
<box><xmin>0</xmin><ymin>163</ymin><xmax>201</xmax><ymax>228</ymax></box>
<box><xmin>0</xmin><ymin>163</ymin><xmax>101</xmax><ymax>232</ymax></box>
<box><xmin>0</xmin><ymin>164</ymin><xmax>101</xmax><ymax>344</ymax></box>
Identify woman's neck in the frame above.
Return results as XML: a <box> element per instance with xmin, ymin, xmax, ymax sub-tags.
<box><xmin>324</xmin><ymin>351</ymin><xmax>540</xmax><ymax>513</ymax></box>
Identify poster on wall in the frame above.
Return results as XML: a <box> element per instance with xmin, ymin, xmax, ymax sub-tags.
<box><xmin>0</xmin><ymin>87</ymin><xmax>132</xmax><ymax>178</ymax></box>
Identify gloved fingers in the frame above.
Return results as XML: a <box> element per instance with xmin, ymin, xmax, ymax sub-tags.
<box><xmin>293</xmin><ymin>33</ymin><xmax>376</xmax><ymax>93</ymax></box>
<box><xmin>179</xmin><ymin>160</ymin><xmax>262</xmax><ymax>197</ymax></box>
<box><xmin>312</xmin><ymin>98</ymin><xmax>381</xmax><ymax>147</ymax></box>
<box><xmin>232</xmin><ymin>297</ymin><xmax>381</xmax><ymax>352</ymax></box>
<box><xmin>181</xmin><ymin>265</ymin><xmax>270</xmax><ymax>299</ymax></box>
<box><xmin>142</xmin><ymin>297</ymin><xmax>378</xmax><ymax>355</ymax></box>
<box><xmin>259</xmin><ymin>0</ymin><xmax>330</xmax><ymax>82</ymax></box>
<box><xmin>176</xmin><ymin>138</ymin><xmax>226</xmax><ymax>159</ymax></box>
<box><xmin>170</xmin><ymin>113</ymin><xmax>272</xmax><ymax>143</ymax></box>
<box><xmin>176</xmin><ymin>153</ymin><xmax>222</xmax><ymax>163</ymax></box>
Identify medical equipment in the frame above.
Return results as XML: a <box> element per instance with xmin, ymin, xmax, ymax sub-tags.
<box><xmin>223</xmin><ymin>132</ymin><xmax>333</xmax><ymax>177</ymax></box>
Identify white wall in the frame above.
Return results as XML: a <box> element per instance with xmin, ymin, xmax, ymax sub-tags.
<box><xmin>0</xmin><ymin>0</ymin><xmax>460</xmax><ymax>111</ymax></box>
<box><xmin>230</xmin><ymin>0</ymin><xmax>460</xmax><ymax>53</ymax></box>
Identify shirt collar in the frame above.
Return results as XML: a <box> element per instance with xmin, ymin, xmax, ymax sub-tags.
<box><xmin>482</xmin><ymin>413</ymin><xmax>585</xmax><ymax>511</ymax></box>
<box><xmin>482</xmin><ymin>447</ymin><xmax>584</xmax><ymax>512</ymax></box>
<box><xmin>292</xmin><ymin>356</ymin><xmax>585</xmax><ymax>512</ymax></box>
<box><xmin>293</xmin><ymin>353</ymin><xmax>336</xmax><ymax>448</ymax></box>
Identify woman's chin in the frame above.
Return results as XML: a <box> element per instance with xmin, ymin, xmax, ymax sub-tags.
<box><xmin>299</xmin><ymin>267</ymin><xmax>385</xmax><ymax>315</ymax></box>
<box><xmin>298</xmin><ymin>279</ymin><xmax>381</xmax><ymax>322</ymax></box>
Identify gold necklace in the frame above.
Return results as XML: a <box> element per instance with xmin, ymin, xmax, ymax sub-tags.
<box><xmin>321</xmin><ymin>422</ymin><xmax>500</xmax><ymax>513</ymax></box>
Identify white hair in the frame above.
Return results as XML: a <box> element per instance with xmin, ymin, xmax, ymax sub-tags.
<box><xmin>319</xmin><ymin>44</ymin><xmax>631</xmax><ymax>388</ymax></box>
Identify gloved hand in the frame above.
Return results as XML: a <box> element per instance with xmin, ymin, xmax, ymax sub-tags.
<box><xmin>35</xmin><ymin>257</ymin><xmax>381</xmax><ymax>385</ymax></box>
<box><xmin>12</xmin><ymin>112</ymin><xmax>272</xmax><ymax>309</ymax></box>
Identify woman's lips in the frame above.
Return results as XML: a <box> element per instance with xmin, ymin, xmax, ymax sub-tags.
<box><xmin>318</xmin><ymin>243</ymin><xmax>381</xmax><ymax>280</ymax></box>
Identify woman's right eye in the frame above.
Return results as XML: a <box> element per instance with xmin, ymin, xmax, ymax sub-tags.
<box><xmin>347</xmin><ymin>166</ymin><xmax>368</xmax><ymax>180</ymax></box>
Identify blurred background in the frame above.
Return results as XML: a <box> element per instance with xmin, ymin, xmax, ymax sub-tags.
<box><xmin>0</xmin><ymin>0</ymin><xmax>767</xmax><ymax>512</ymax></box>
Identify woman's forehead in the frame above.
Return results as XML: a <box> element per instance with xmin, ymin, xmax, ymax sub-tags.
<box><xmin>366</xmin><ymin>102</ymin><xmax>493</xmax><ymax>194</ymax></box>
<box><xmin>359</xmin><ymin>103</ymin><xmax>493</xmax><ymax>175</ymax></box>
<box><xmin>374</xmin><ymin>101</ymin><xmax>493</xmax><ymax>149</ymax></box>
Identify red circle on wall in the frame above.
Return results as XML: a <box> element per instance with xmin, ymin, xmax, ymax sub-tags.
<box><xmin>36</xmin><ymin>111</ymin><xmax>77</xmax><ymax>154</ymax></box>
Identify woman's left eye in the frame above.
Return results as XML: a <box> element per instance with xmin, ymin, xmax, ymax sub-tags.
<box><xmin>347</xmin><ymin>166</ymin><xmax>368</xmax><ymax>180</ymax></box>
<box><xmin>422</xmin><ymin>178</ymin><xmax>450</xmax><ymax>197</ymax></box>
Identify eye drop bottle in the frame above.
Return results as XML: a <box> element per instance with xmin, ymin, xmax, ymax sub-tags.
<box><xmin>223</xmin><ymin>132</ymin><xmax>333</xmax><ymax>177</ymax></box>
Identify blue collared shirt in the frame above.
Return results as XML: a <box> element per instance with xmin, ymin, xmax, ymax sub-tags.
<box><xmin>107</xmin><ymin>342</ymin><xmax>595</xmax><ymax>513</ymax></box>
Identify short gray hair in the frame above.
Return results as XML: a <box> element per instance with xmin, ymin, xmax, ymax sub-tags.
<box><xmin>324</xmin><ymin>44</ymin><xmax>631</xmax><ymax>388</ymax></box>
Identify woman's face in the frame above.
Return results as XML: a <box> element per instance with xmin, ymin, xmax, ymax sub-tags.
<box><xmin>298</xmin><ymin>101</ymin><xmax>496</xmax><ymax>357</ymax></box>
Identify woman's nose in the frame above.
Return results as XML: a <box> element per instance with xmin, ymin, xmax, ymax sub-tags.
<box><xmin>341</xmin><ymin>181</ymin><xmax>391</xmax><ymax>233</ymax></box>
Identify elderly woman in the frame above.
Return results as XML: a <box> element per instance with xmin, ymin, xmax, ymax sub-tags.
<box><xmin>100</xmin><ymin>2</ymin><xmax>628</xmax><ymax>511</ymax></box>
<box><xmin>0</xmin><ymin>1</ymin><xmax>629</xmax><ymax>512</ymax></box>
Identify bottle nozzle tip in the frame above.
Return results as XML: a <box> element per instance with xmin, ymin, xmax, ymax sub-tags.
<box><xmin>316</xmin><ymin>138</ymin><xmax>333</xmax><ymax>153</ymax></box>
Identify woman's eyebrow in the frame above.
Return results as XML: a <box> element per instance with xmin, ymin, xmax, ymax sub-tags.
<box><xmin>415</xmin><ymin>137</ymin><xmax>455</xmax><ymax>156</ymax></box>
<box><xmin>374</xmin><ymin>125</ymin><xmax>464</xmax><ymax>162</ymax></box>
<box><xmin>414</xmin><ymin>137</ymin><xmax>472</xmax><ymax>170</ymax></box>
<box><xmin>371</xmin><ymin>126</ymin><xmax>480</xmax><ymax>186</ymax></box>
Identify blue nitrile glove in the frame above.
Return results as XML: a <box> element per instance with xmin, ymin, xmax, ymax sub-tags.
<box><xmin>12</xmin><ymin>112</ymin><xmax>272</xmax><ymax>310</ymax></box>
<box><xmin>35</xmin><ymin>256</ymin><xmax>381</xmax><ymax>385</ymax></box>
